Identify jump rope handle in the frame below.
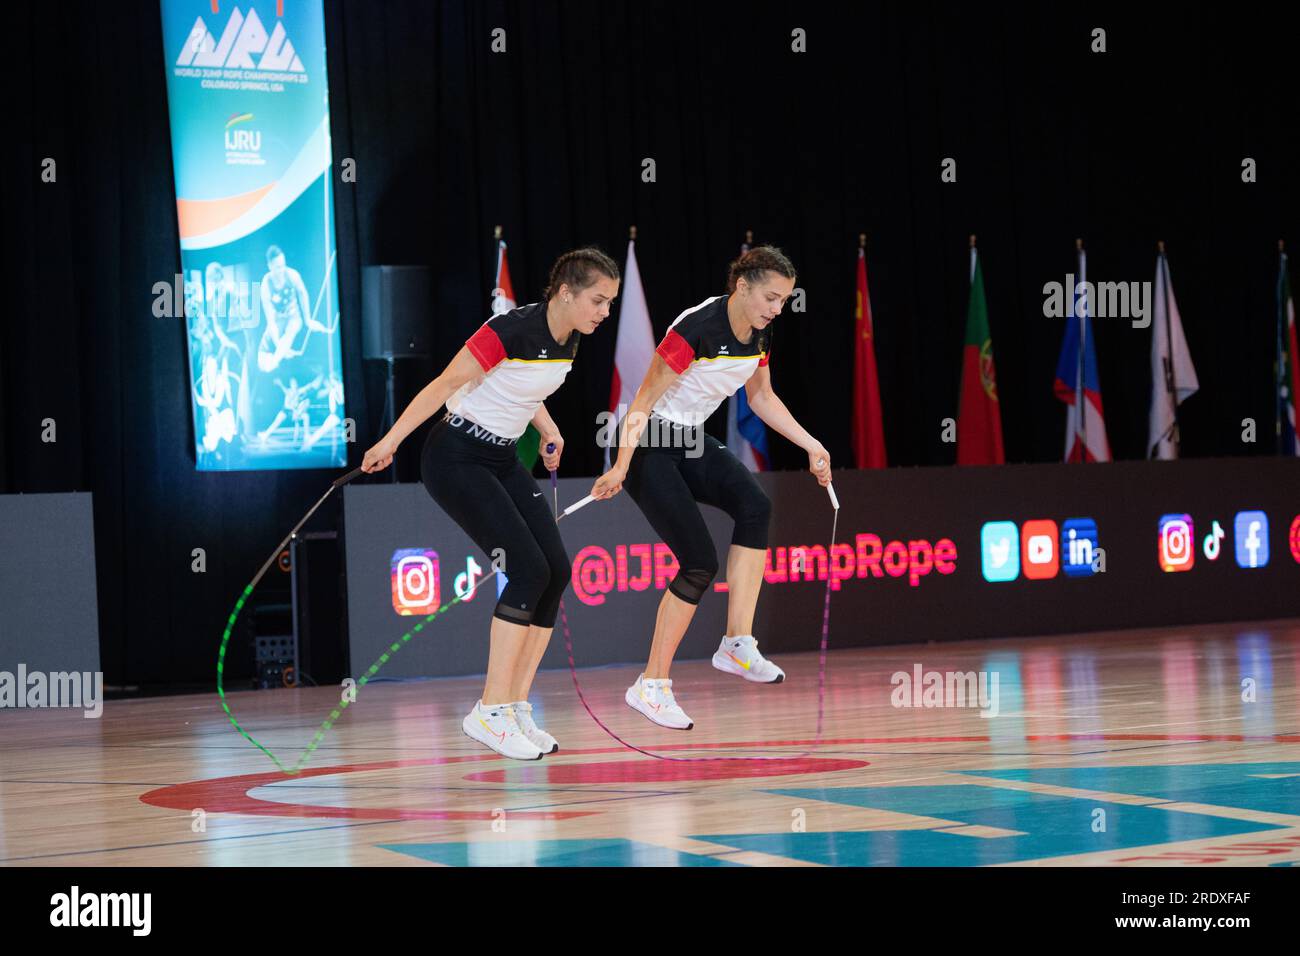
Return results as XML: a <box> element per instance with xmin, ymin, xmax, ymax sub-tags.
<box><xmin>563</xmin><ymin>495</ymin><xmax>596</xmax><ymax>516</ymax></box>
<box><xmin>816</xmin><ymin>458</ymin><xmax>840</xmax><ymax>511</ymax></box>
<box><xmin>333</xmin><ymin>466</ymin><xmax>365</xmax><ymax>489</ymax></box>
<box><xmin>546</xmin><ymin>442</ymin><xmax>559</xmax><ymax>516</ymax></box>
<box><xmin>544</xmin><ymin>442</ymin><xmax>602</xmax><ymax>518</ymax></box>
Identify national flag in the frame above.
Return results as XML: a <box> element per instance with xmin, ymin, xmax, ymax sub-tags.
<box><xmin>1053</xmin><ymin>246</ymin><xmax>1111</xmax><ymax>461</ymax></box>
<box><xmin>605</xmin><ymin>237</ymin><xmax>655</xmax><ymax>469</ymax></box>
<box><xmin>956</xmin><ymin>243</ymin><xmax>1005</xmax><ymax>464</ymax></box>
<box><xmin>851</xmin><ymin>242</ymin><xmax>887</xmax><ymax>468</ymax></box>
<box><xmin>1148</xmin><ymin>249</ymin><xmax>1198</xmax><ymax>459</ymax></box>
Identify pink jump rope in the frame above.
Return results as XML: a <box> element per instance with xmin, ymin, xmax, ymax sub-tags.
<box><xmin>548</xmin><ymin>442</ymin><xmax>840</xmax><ymax>762</ymax></box>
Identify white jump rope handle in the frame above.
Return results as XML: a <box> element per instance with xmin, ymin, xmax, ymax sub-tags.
<box><xmin>817</xmin><ymin>458</ymin><xmax>839</xmax><ymax>510</ymax></box>
<box><xmin>563</xmin><ymin>494</ymin><xmax>596</xmax><ymax>516</ymax></box>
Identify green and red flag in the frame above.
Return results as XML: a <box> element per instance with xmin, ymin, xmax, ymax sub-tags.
<box><xmin>956</xmin><ymin>243</ymin><xmax>1005</xmax><ymax>464</ymax></box>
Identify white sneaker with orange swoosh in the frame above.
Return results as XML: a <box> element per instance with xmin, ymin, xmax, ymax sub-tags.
<box><xmin>712</xmin><ymin>635</ymin><xmax>785</xmax><ymax>683</ymax></box>
<box><xmin>461</xmin><ymin>701</ymin><xmax>544</xmax><ymax>760</ymax></box>
<box><xmin>624</xmin><ymin>675</ymin><xmax>694</xmax><ymax>729</ymax></box>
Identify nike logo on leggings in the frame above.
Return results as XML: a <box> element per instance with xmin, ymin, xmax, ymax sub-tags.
<box><xmin>532</xmin><ymin>492</ymin><xmax>543</xmax><ymax>497</ymax></box>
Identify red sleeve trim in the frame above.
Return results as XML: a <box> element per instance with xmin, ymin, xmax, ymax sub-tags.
<box><xmin>758</xmin><ymin>350</ymin><xmax>770</xmax><ymax>368</ymax></box>
<box><xmin>656</xmin><ymin>328</ymin><xmax>695</xmax><ymax>374</ymax></box>
<box><xmin>466</xmin><ymin>323</ymin><xmax>506</xmax><ymax>371</ymax></box>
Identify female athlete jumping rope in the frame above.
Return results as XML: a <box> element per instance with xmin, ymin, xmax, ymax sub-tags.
<box><xmin>362</xmin><ymin>248</ymin><xmax>620</xmax><ymax>759</ymax></box>
<box><xmin>591</xmin><ymin>245</ymin><xmax>830</xmax><ymax>729</ymax></box>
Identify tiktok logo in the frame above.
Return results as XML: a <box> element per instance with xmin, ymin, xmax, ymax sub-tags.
<box><xmin>1202</xmin><ymin>520</ymin><xmax>1225</xmax><ymax>561</ymax></box>
<box><xmin>455</xmin><ymin>556</ymin><xmax>484</xmax><ymax>599</ymax></box>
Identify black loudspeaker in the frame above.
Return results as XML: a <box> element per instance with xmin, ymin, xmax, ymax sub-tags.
<box><xmin>362</xmin><ymin>265</ymin><xmax>432</xmax><ymax>359</ymax></box>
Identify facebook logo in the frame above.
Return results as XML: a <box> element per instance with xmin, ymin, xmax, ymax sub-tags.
<box><xmin>1061</xmin><ymin>518</ymin><xmax>1099</xmax><ymax>577</ymax></box>
<box><xmin>1233</xmin><ymin>511</ymin><xmax>1269</xmax><ymax>569</ymax></box>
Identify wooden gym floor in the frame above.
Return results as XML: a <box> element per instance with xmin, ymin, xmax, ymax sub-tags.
<box><xmin>2</xmin><ymin>618</ymin><xmax>1298</xmax><ymax>866</ymax></box>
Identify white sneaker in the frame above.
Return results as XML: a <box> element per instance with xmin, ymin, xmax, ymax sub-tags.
<box><xmin>461</xmin><ymin>701</ymin><xmax>544</xmax><ymax>760</ymax></box>
<box><xmin>625</xmin><ymin>675</ymin><xmax>694</xmax><ymax>729</ymax></box>
<box><xmin>712</xmin><ymin>635</ymin><xmax>785</xmax><ymax>683</ymax></box>
<box><xmin>512</xmin><ymin>700</ymin><xmax>558</xmax><ymax>754</ymax></box>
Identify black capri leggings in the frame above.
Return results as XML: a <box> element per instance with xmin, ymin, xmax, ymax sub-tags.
<box><xmin>622</xmin><ymin>415</ymin><xmax>772</xmax><ymax>605</ymax></box>
<box><xmin>420</xmin><ymin>415</ymin><xmax>569</xmax><ymax>628</ymax></box>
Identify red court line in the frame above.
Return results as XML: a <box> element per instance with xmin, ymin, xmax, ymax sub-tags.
<box><xmin>466</xmin><ymin>756</ymin><xmax>869</xmax><ymax>784</ymax></box>
<box><xmin>139</xmin><ymin>754</ymin><xmax>597</xmax><ymax>821</ymax></box>
<box><xmin>139</xmin><ymin>733</ymin><xmax>1299</xmax><ymax>822</ymax></box>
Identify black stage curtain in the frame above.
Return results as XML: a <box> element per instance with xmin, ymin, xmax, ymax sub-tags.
<box><xmin>3</xmin><ymin>1</ymin><xmax>1296</xmax><ymax>685</ymax></box>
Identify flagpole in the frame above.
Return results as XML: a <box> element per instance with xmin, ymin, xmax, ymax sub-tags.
<box><xmin>493</xmin><ymin>224</ymin><xmax>504</xmax><ymax>296</ymax></box>
<box><xmin>1158</xmin><ymin>240</ymin><xmax>1180</xmax><ymax>456</ymax></box>
<box><xmin>1076</xmin><ymin>238</ymin><xmax>1087</xmax><ymax>462</ymax></box>
<box><xmin>1277</xmin><ymin>239</ymin><xmax>1286</xmax><ymax>456</ymax></box>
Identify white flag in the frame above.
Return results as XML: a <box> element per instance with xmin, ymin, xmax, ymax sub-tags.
<box><xmin>605</xmin><ymin>238</ymin><xmax>655</xmax><ymax>467</ymax></box>
<box><xmin>1148</xmin><ymin>253</ymin><xmax>1198</xmax><ymax>459</ymax></box>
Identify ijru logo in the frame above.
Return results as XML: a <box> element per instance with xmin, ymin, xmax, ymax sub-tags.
<box><xmin>176</xmin><ymin>6</ymin><xmax>305</xmax><ymax>72</ymax></box>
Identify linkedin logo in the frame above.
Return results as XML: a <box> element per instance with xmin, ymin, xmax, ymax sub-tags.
<box><xmin>1061</xmin><ymin>518</ymin><xmax>1099</xmax><ymax>577</ymax></box>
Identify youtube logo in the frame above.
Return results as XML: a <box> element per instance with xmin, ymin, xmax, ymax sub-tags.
<box><xmin>1021</xmin><ymin>520</ymin><xmax>1059</xmax><ymax>580</ymax></box>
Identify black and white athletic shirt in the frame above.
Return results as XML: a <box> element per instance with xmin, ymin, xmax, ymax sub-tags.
<box><xmin>446</xmin><ymin>302</ymin><xmax>579</xmax><ymax>439</ymax></box>
<box><xmin>652</xmin><ymin>295</ymin><xmax>771</xmax><ymax>427</ymax></box>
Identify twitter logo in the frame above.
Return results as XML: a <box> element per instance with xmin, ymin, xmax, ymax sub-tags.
<box><xmin>981</xmin><ymin>521</ymin><xmax>1020</xmax><ymax>582</ymax></box>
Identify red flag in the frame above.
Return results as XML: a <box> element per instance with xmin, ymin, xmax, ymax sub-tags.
<box><xmin>956</xmin><ymin>246</ymin><xmax>1005</xmax><ymax>464</ymax></box>
<box><xmin>852</xmin><ymin>246</ymin><xmax>887</xmax><ymax>468</ymax></box>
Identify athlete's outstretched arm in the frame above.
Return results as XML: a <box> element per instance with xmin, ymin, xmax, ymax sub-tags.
<box><xmin>591</xmin><ymin>354</ymin><xmax>681</xmax><ymax>499</ymax></box>
<box><xmin>360</xmin><ymin>346</ymin><xmax>488</xmax><ymax>473</ymax></box>
<box><xmin>744</xmin><ymin>364</ymin><xmax>832</xmax><ymax>486</ymax></box>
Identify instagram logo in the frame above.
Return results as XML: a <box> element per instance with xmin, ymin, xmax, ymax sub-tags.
<box><xmin>1158</xmin><ymin>514</ymin><xmax>1194</xmax><ymax>572</ymax></box>
<box><xmin>392</xmin><ymin>548</ymin><xmax>440</xmax><ymax>615</ymax></box>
